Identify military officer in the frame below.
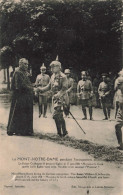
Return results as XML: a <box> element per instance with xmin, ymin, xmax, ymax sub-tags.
<box><xmin>36</xmin><ymin>59</ymin><xmax>68</xmax><ymax>137</ymax></box>
<box><xmin>98</xmin><ymin>73</ymin><xmax>111</xmax><ymax>120</ymax></box>
<box><xmin>114</xmin><ymin>69</ymin><xmax>123</xmax><ymax>118</ymax></box>
<box><xmin>35</xmin><ymin>63</ymin><xmax>50</xmax><ymax>118</ymax></box>
<box><xmin>64</xmin><ymin>69</ymin><xmax>74</xmax><ymax>117</ymax></box>
<box><xmin>115</xmin><ymin>76</ymin><xmax>123</xmax><ymax>150</ymax></box>
<box><xmin>77</xmin><ymin>71</ymin><xmax>93</xmax><ymax>120</ymax></box>
<box><xmin>93</xmin><ymin>73</ymin><xmax>101</xmax><ymax>108</ymax></box>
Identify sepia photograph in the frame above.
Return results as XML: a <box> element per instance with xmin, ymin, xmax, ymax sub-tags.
<box><xmin>0</xmin><ymin>0</ymin><xmax>123</xmax><ymax>194</ymax></box>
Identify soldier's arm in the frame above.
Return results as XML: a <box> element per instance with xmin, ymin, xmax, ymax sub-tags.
<box><xmin>114</xmin><ymin>79</ymin><xmax>120</xmax><ymax>91</ymax></box>
<box><xmin>35</xmin><ymin>76</ymin><xmax>40</xmax><ymax>87</ymax></box>
<box><xmin>98</xmin><ymin>83</ymin><xmax>101</xmax><ymax>94</ymax></box>
<box><xmin>77</xmin><ymin>82</ymin><xmax>81</xmax><ymax>99</ymax></box>
<box><xmin>77</xmin><ymin>82</ymin><xmax>80</xmax><ymax>94</ymax></box>
<box><xmin>37</xmin><ymin>82</ymin><xmax>51</xmax><ymax>92</ymax></box>
<box><xmin>89</xmin><ymin>81</ymin><xmax>93</xmax><ymax>96</ymax></box>
<box><xmin>89</xmin><ymin>81</ymin><xmax>93</xmax><ymax>92</ymax></box>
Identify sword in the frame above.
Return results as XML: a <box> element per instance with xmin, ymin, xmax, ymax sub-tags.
<box><xmin>61</xmin><ymin>99</ymin><xmax>86</xmax><ymax>134</ymax></box>
<box><xmin>65</xmin><ymin>105</ymin><xmax>86</xmax><ymax>134</ymax></box>
<box><xmin>53</xmin><ymin>94</ymin><xmax>86</xmax><ymax>135</ymax></box>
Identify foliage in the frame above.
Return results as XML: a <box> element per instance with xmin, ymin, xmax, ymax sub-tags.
<box><xmin>0</xmin><ymin>46</ymin><xmax>14</xmax><ymax>68</ymax></box>
<box><xmin>0</xmin><ymin>0</ymin><xmax>122</xmax><ymax>78</ymax></box>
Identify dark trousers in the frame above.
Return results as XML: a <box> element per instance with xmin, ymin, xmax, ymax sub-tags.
<box><xmin>82</xmin><ymin>106</ymin><xmax>93</xmax><ymax>119</ymax></box>
<box><xmin>115</xmin><ymin>101</ymin><xmax>119</xmax><ymax>119</ymax></box>
<box><xmin>39</xmin><ymin>95</ymin><xmax>47</xmax><ymax>116</ymax></box>
<box><xmin>115</xmin><ymin>123</ymin><xmax>122</xmax><ymax>145</ymax></box>
<box><xmin>81</xmin><ymin>99</ymin><xmax>93</xmax><ymax>119</ymax></box>
<box><xmin>53</xmin><ymin>107</ymin><xmax>67</xmax><ymax>135</ymax></box>
<box><xmin>101</xmin><ymin>98</ymin><xmax>110</xmax><ymax>119</ymax></box>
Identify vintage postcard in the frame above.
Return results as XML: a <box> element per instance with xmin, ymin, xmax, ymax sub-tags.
<box><xmin>0</xmin><ymin>0</ymin><xmax>123</xmax><ymax>195</ymax></box>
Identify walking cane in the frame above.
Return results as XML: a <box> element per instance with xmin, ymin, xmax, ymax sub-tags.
<box><xmin>53</xmin><ymin>95</ymin><xmax>86</xmax><ymax>135</ymax></box>
<box><xmin>62</xmin><ymin>102</ymin><xmax>86</xmax><ymax>135</ymax></box>
<box><xmin>68</xmin><ymin>109</ymin><xmax>86</xmax><ymax>134</ymax></box>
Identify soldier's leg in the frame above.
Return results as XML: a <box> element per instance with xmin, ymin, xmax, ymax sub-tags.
<box><xmin>102</xmin><ymin>101</ymin><xmax>108</xmax><ymax>120</ymax></box>
<box><xmin>107</xmin><ymin>107</ymin><xmax>111</xmax><ymax>119</ymax></box>
<box><xmin>43</xmin><ymin>103</ymin><xmax>47</xmax><ymax>117</ymax></box>
<box><xmin>53</xmin><ymin>107</ymin><xmax>62</xmax><ymax>136</ymax></box>
<box><xmin>54</xmin><ymin>118</ymin><xmax>62</xmax><ymax>136</ymax></box>
<box><xmin>67</xmin><ymin>104</ymin><xmax>70</xmax><ymax>117</ymax></box>
<box><xmin>61</xmin><ymin>115</ymin><xmax>68</xmax><ymax>136</ymax></box>
<box><xmin>115</xmin><ymin>123</ymin><xmax>123</xmax><ymax>149</ymax></box>
<box><xmin>115</xmin><ymin>101</ymin><xmax>119</xmax><ymax>119</ymax></box>
<box><xmin>82</xmin><ymin>100</ymin><xmax>87</xmax><ymax>120</ymax></box>
<box><xmin>107</xmin><ymin>99</ymin><xmax>111</xmax><ymax>119</ymax></box>
<box><xmin>56</xmin><ymin>108</ymin><xmax>68</xmax><ymax>136</ymax></box>
<box><xmin>38</xmin><ymin>96</ymin><xmax>42</xmax><ymax>117</ymax></box>
<box><xmin>89</xmin><ymin>106</ymin><xmax>93</xmax><ymax>120</ymax></box>
<box><xmin>88</xmin><ymin>99</ymin><xmax>93</xmax><ymax>120</ymax></box>
<box><xmin>43</xmin><ymin>96</ymin><xmax>48</xmax><ymax>118</ymax></box>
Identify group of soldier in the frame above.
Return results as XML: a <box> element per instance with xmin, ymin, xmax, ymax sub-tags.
<box><xmin>34</xmin><ymin>62</ymin><xmax>117</xmax><ymax>122</ymax></box>
<box><xmin>7</xmin><ymin>57</ymin><xmax>123</xmax><ymax>150</ymax></box>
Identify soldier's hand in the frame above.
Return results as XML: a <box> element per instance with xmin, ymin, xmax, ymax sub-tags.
<box><xmin>35</xmin><ymin>92</ymin><xmax>38</xmax><ymax>97</ymax></box>
<box><xmin>35</xmin><ymin>87</ymin><xmax>42</xmax><ymax>93</ymax></box>
<box><xmin>34</xmin><ymin>88</ymin><xmax>38</xmax><ymax>93</ymax></box>
<box><xmin>90</xmin><ymin>92</ymin><xmax>93</xmax><ymax>98</ymax></box>
<box><xmin>53</xmin><ymin>94</ymin><xmax>60</xmax><ymax>99</ymax></box>
<box><xmin>77</xmin><ymin>93</ymin><xmax>81</xmax><ymax>99</ymax></box>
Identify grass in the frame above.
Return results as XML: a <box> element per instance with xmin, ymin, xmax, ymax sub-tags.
<box><xmin>0</xmin><ymin>88</ymin><xmax>10</xmax><ymax>94</ymax></box>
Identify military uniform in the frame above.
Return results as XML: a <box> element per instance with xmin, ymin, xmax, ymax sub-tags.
<box><xmin>35</xmin><ymin>71</ymin><xmax>50</xmax><ymax>117</ymax></box>
<box><xmin>93</xmin><ymin>75</ymin><xmax>101</xmax><ymax>108</ymax></box>
<box><xmin>77</xmin><ymin>79</ymin><xmax>93</xmax><ymax>120</ymax></box>
<box><xmin>115</xmin><ymin>76</ymin><xmax>123</xmax><ymax>149</ymax></box>
<box><xmin>37</xmin><ymin>65</ymin><xmax>68</xmax><ymax>137</ymax></box>
<box><xmin>114</xmin><ymin>77</ymin><xmax>122</xmax><ymax>118</ymax></box>
<box><xmin>64</xmin><ymin>69</ymin><xmax>74</xmax><ymax>117</ymax></box>
<box><xmin>98</xmin><ymin>79</ymin><xmax>111</xmax><ymax>119</ymax></box>
<box><xmin>115</xmin><ymin>103</ymin><xmax>123</xmax><ymax>146</ymax></box>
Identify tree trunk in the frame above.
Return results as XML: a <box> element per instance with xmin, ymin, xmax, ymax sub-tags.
<box><xmin>3</xmin><ymin>69</ymin><xmax>6</xmax><ymax>83</ymax></box>
<box><xmin>7</xmin><ymin>67</ymin><xmax>10</xmax><ymax>90</ymax></box>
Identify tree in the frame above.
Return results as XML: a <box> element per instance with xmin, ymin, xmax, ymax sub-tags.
<box><xmin>0</xmin><ymin>46</ymin><xmax>15</xmax><ymax>89</ymax></box>
<box><xmin>0</xmin><ymin>0</ymin><xmax>122</xmax><ymax>79</ymax></box>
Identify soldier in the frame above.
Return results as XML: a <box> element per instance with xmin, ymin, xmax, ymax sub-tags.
<box><xmin>77</xmin><ymin>71</ymin><xmax>93</xmax><ymax>120</ymax></box>
<box><xmin>93</xmin><ymin>73</ymin><xmax>101</xmax><ymax>108</ymax></box>
<box><xmin>64</xmin><ymin>69</ymin><xmax>74</xmax><ymax>118</ymax></box>
<box><xmin>36</xmin><ymin>59</ymin><xmax>68</xmax><ymax>137</ymax></box>
<box><xmin>35</xmin><ymin>64</ymin><xmax>50</xmax><ymax>118</ymax></box>
<box><xmin>114</xmin><ymin>69</ymin><xmax>123</xmax><ymax>118</ymax></box>
<box><xmin>115</xmin><ymin>76</ymin><xmax>123</xmax><ymax>150</ymax></box>
<box><xmin>107</xmin><ymin>72</ymin><xmax>115</xmax><ymax>108</ymax></box>
<box><xmin>98</xmin><ymin>73</ymin><xmax>111</xmax><ymax>120</ymax></box>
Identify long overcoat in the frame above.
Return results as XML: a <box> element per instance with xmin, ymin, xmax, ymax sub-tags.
<box><xmin>7</xmin><ymin>67</ymin><xmax>33</xmax><ymax>135</ymax></box>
